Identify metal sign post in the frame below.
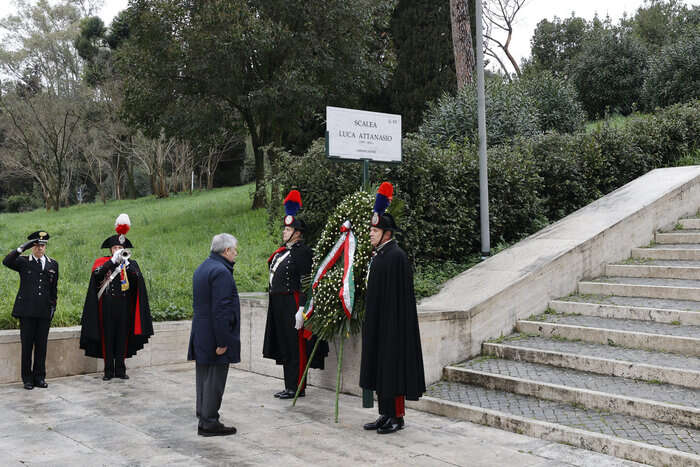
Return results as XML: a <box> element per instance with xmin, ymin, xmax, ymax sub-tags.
<box><xmin>475</xmin><ymin>0</ymin><xmax>490</xmax><ymax>257</ymax></box>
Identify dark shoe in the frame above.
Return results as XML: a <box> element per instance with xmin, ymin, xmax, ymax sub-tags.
<box><xmin>23</xmin><ymin>382</ymin><xmax>33</xmax><ymax>390</ymax></box>
<box><xmin>273</xmin><ymin>390</ymin><xmax>287</xmax><ymax>398</ymax></box>
<box><xmin>198</xmin><ymin>425</ymin><xmax>237</xmax><ymax>437</ymax></box>
<box><xmin>102</xmin><ymin>374</ymin><xmax>112</xmax><ymax>381</ymax></box>
<box><xmin>116</xmin><ymin>374</ymin><xmax>129</xmax><ymax>380</ymax></box>
<box><xmin>34</xmin><ymin>379</ymin><xmax>48</xmax><ymax>388</ymax></box>
<box><xmin>277</xmin><ymin>389</ymin><xmax>304</xmax><ymax>399</ymax></box>
<box><xmin>377</xmin><ymin>417</ymin><xmax>404</xmax><ymax>434</ymax></box>
<box><xmin>363</xmin><ymin>415</ymin><xmax>389</xmax><ymax>430</ymax></box>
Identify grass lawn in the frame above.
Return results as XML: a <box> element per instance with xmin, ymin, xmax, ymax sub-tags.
<box><xmin>0</xmin><ymin>184</ymin><xmax>278</xmax><ymax>329</ymax></box>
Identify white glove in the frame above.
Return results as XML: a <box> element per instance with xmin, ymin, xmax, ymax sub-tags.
<box><xmin>111</xmin><ymin>250</ymin><xmax>122</xmax><ymax>264</ymax></box>
<box><xmin>294</xmin><ymin>307</ymin><xmax>304</xmax><ymax>330</ymax></box>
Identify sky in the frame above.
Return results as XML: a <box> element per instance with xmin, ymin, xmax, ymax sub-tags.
<box><xmin>3</xmin><ymin>0</ymin><xmax>700</xmax><ymax>66</ymax></box>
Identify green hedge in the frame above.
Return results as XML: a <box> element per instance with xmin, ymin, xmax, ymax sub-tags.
<box><xmin>269</xmin><ymin>136</ymin><xmax>545</xmax><ymax>261</ymax></box>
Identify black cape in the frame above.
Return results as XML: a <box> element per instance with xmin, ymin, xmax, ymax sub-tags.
<box><xmin>79</xmin><ymin>257</ymin><xmax>154</xmax><ymax>359</ymax></box>
<box><xmin>360</xmin><ymin>240</ymin><xmax>426</xmax><ymax>400</ymax></box>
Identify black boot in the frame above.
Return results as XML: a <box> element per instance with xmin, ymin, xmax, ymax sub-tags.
<box><xmin>377</xmin><ymin>417</ymin><xmax>404</xmax><ymax>434</ymax></box>
<box><xmin>363</xmin><ymin>415</ymin><xmax>389</xmax><ymax>430</ymax></box>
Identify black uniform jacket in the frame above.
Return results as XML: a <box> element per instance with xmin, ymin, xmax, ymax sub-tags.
<box><xmin>263</xmin><ymin>242</ymin><xmax>328</xmax><ymax>368</ymax></box>
<box><xmin>79</xmin><ymin>256</ymin><xmax>154</xmax><ymax>359</ymax></box>
<box><xmin>360</xmin><ymin>240</ymin><xmax>426</xmax><ymax>400</ymax></box>
<box><xmin>3</xmin><ymin>250</ymin><xmax>58</xmax><ymax>319</ymax></box>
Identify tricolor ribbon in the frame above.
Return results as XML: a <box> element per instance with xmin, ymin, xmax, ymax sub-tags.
<box><xmin>305</xmin><ymin>220</ymin><xmax>357</xmax><ymax>321</ymax></box>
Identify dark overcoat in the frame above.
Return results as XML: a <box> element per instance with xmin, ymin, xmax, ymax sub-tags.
<box><xmin>188</xmin><ymin>253</ymin><xmax>241</xmax><ymax>365</ymax></box>
<box><xmin>3</xmin><ymin>250</ymin><xmax>58</xmax><ymax>319</ymax></box>
<box><xmin>359</xmin><ymin>240</ymin><xmax>426</xmax><ymax>400</ymax></box>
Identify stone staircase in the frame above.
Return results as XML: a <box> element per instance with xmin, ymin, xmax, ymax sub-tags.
<box><xmin>420</xmin><ymin>216</ymin><xmax>700</xmax><ymax>466</ymax></box>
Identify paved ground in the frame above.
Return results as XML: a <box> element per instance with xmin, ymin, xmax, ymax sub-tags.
<box><xmin>426</xmin><ymin>380</ymin><xmax>700</xmax><ymax>455</ymax></box>
<box><xmin>0</xmin><ymin>363</ymin><xmax>646</xmax><ymax>466</ymax></box>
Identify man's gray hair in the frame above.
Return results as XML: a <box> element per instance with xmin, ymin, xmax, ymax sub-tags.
<box><xmin>211</xmin><ymin>233</ymin><xmax>238</xmax><ymax>254</ymax></box>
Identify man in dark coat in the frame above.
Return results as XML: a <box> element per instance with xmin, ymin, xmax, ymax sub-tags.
<box><xmin>3</xmin><ymin>230</ymin><xmax>58</xmax><ymax>390</ymax></box>
<box><xmin>263</xmin><ymin>190</ymin><xmax>328</xmax><ymax>399</ymax></box>
<box><xmin>80</xmin><ymin>214</ymin><xmax>153</xmax><ymax>380</ymax></box>
<box><xmin>188</xmin><ymin>233</ymin><xmax>240</xmax><ymax>437</ymax></box>
<box><xmin>360</xmin><ymin>182</ymin><xmax>426</xmax><ymax>434</ymax></box>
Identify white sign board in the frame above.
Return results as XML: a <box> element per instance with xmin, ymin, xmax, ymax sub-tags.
<box><xmin>326</xmin><ymin>106</ymin><xmax>402</xmax><ymax>162</ymax></box>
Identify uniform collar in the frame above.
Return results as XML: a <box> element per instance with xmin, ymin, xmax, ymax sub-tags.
<box><xmin>375</xmin><ymin>239</ymin><xmax>396</xmax><ymax>254</ymax></box>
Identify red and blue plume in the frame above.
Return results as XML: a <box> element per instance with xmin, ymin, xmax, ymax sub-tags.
<box><xmin>283</xmin><ymin>190</ymin><xmax>302</xmax><ymax>216</ymax></box>
<box><xmin>373</xmin><ymin>182</ymin><xmax>393</xmax><ymax>214</ymax></box>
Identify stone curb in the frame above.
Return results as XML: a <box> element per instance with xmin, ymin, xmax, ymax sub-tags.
<box><xmin>516</xmin><ymin>320</ymin><xmax>700</xmax><ymax>357</ymax></box>
<box><xmin>680</xmin><ymin>218</ymin><xmax>700</xmax><ymax>229</ymax></box>
<box><xmin>656</xmin><ymin>232</ymin><xmax>700</xmax><ymax>244</ymax></box>
<box><xmin>443</xmin><ymin>366</ymin><xmax>700</xmax><ymax>429</ymax></box>
<box><xmin>579</xmin><ymin>281</ymin><xmax>700</xmax><ymax>301</ymax></box>
<box><xmin>632</xmin><ymin>247</ymin><xmax>700</xmax><ymax>261</ymax></box>
<box><xmin>408</xmin><ymin>397</ymin><xmax>700</xmax><ymax>467</ymax></box>
<box><xmin>549</xmin><ymin>299</ymin><xmax>700</xmax><ymax>326</ymax></box>
<box><xmin>482</xmin><ymin>342</ymin><xmax>700</xmax><ymax>389</ymax></box>
<box><xmin>606</xmin><ymin>263</ymin><xmax>700</xmax><ymax>281</ymax></box>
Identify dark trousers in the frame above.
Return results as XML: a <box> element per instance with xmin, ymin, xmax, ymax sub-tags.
<box><xmin>196</xmin><ymin>362</ymin><xmax>229</xmax><ymax>429</ymax></box>
<box><xmin>103</xmin><ymin>299</ymin><xmax>128</xmax><ymax>377</ymax></box>
<box><xmin>19</xmin><ymin>317</ymin><xmax>51</xmax><ymax>384</ymax></box>
<box><xmin>270</xmin><ymin>296</ymin><xmax>304</xmax><ymax>391</ymax></box>
<box><xmin>378</xmin><ymin>395</ymin><xmax>406</xmax><ymax>418</ymax></box>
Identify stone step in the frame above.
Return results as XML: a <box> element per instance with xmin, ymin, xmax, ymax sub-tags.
<box><xmin>516</xmin><ymin>313</ymin><xmax>700</xmax><ymax>357</ymax></box>
<box><xmin>680</xmin><ymin>218</ymin><xmax>700</xmax><ymax>229</ymax></box>
<box><xmin>482</xmin><ymin>337</ymin><xmax>700</xmax><ymax>389</ymax></box>
<box><xmin>606</xmin><ymin>261</ymin><xmax>700</xmax><ymax>280</ymax></box>
<box><xmin>444</xmin><ymin>359</ymin><xmax>700</xmax><ymax>429</ymax></box>
<box><xmin>579</xmin><ymin>276</ymin><xmax>700</xmax><ymax>301</ymax></box>
<box><xmin>416</xmin><ymin>380</ymin><xmax>700</xmax><ymax>466</ymax></box>
<box><xmin>632</xmin><ymin>244</ymin><xmax>700</xmax><ymax>260</ymax></box>
<box><xmin>550</xmin><ymin>296</ymin><xmax>700</xmax><ymax>325</ymax></box>
<box><xmin>656</xmin><ymin>231</ymin><xmax>700</xmax><ymax>244</ymax></box>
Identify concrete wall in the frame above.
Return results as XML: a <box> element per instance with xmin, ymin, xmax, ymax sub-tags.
<box><xmin>3</xmin><ymin>167</ymin><xmax>700</xmax><ymax>390</ymax></box>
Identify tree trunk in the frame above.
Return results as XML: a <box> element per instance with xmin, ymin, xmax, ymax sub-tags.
<box><xmin>450</xmin><ymin>0</ymin><xmax>475</xmax><ymax>90</ymax></box>
<box><xmin>242</xmin><ymin>108</ymin><xmax>266</xmax><ymax>209</ymax></box>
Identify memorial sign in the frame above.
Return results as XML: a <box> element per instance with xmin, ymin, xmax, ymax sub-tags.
<box><xmin>326</xmin><ymin>106</ymin><xmax>402</xmax><ymax>163</ymax></box>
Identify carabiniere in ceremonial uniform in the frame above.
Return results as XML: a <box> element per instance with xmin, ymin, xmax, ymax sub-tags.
<box><xmin>2</xmin><ymin>231</ymin><xmax>58</xmax><ymax>390</ymax></box>
<box><xmin>262</xmin><ymin>190</ymin><xmax>328</xmax><ymax>399</ymax></box>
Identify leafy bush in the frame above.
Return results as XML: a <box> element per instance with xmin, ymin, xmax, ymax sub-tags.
<box><xmin>419</xmin><ymin>77</ymin><xmax>540</xmax><ymax>147</ymax></box>
<box><xmin>5</xmin><ymin>194</ymin><xmax>41</xmax><ymax>212</ymax></box>
<box><xmin>624</xmin><ymin>101</ymin><xmax>700</xmax><ymax>166</ymax></box>
<box><xmin>642</xmin><ymin>34</ymin><xmax>700</xmax><ymax>110</ymax></box>
<box><xmin>520</xmin><ymin>69</ymin><xmax>586</xmax><ymax>133</ymax></box>
<box><xmin>269</xmin><ymin>136</ymin><xmax>546</xmax><ymax>262</ymax></box>
<box><xmin>572</xmin><ymin>27</ymin><xmax>647</xmax><ymax>118</ymax></box>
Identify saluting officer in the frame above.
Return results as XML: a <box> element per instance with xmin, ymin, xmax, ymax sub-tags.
<box><xmin>79</xmin><ymin>214</ymin><xmax>154</xmax><ymax>381</ymax></box>
<box><xmin>2</xmin><ymin>231</ymin><xmax>58</xmax><ymax>390</ymax></box>
<box><xmin>263</xmin><ymin>190</ymin><xmax>328</xmax><ymax>399</ymax></box>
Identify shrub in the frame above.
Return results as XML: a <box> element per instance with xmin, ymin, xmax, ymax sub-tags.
<box><xmin>572</xmin><ymin>27</ymin><xmax>647</xmax><ymax>118</ymax></box>
<box><xmin>625</xmin><ymin>100</ymin><xmax>700</xmax><ymax>166</ymax></box>
<box><xmin>520</xmin><ymin>69</ymin><xmax>586</xmax><ymax>133</ymax></box>
<box><xmin>419</xmin><ymin>77</ymin><xmax>540</xmax><ymax>147</ymax></box>
<box><xmin>5</xmin><ymin>194</ymin><xmax>41</xmax><ymax>213</ymax></box>
<box><xmin>269</xmin><ymin>135</ymin><xmax>546</xmax><ymax>262</ymax></box>
<box><xmin>642</xmin><ymin>34</ymin><xmax>700</xmax><ymax>110</ymax></box>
